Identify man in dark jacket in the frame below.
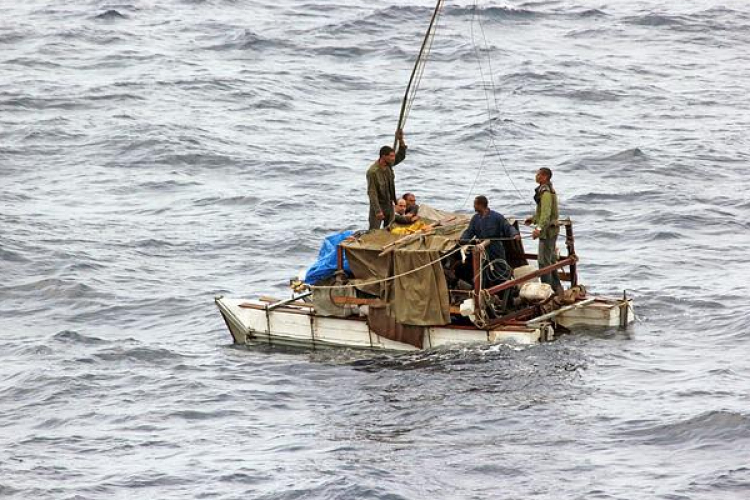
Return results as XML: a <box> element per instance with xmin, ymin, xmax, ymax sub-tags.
<box><xmin>366</xmin><ymin>130</ymin><xmax>407</xmax><ymax>229</ymax></box>
<box><xmin>461</xmin><ymin>195</ymin><xmax>520</xmax><ymax>285</ymax></box>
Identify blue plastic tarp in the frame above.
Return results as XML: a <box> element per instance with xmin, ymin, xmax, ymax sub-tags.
<box><xmin>304</xmin><ymin>231</ymin><xmax>353</xmax><ymax>285</ymax></box>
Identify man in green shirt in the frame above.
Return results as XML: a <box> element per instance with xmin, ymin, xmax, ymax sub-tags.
<box><xmin>525</xmin><ymin>167</ymin><xmax>563</xmax><ymax>294</ymax></box>
<box><xmin>366</xmin><ymin>130</ymin><xmax>407</xmax><ymax>230</ymax></box>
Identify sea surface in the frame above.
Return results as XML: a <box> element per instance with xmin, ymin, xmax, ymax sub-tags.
<box><xmin>2</xmin><ymin>0</ymin><xmax>750</xmax><ymax>498</ymax></box>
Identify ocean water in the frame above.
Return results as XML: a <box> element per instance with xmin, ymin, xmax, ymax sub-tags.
<box><xmin>2</xmin><ymin>1</ymin><xmax>750</xmax><ymax>498</ymax></box>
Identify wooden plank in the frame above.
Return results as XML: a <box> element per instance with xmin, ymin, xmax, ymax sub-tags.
<box><xmin>485</xmin><ymin>256</ymin><xmax>577</xmax><ymax>296</ymax></box>
<box><xmin>256</xmin><ymin>296</ymin><xmax>315</xmax><ymax>309</ymax></box>
<box><xmin>526</xmin><ymin>298</ymin><xmax>596</xmax><ymax>325</ymax></box>
<box><xmin>487</xmin><ymin>304</ymin><xmax>539</xmax><ymax>328</ymax></box>
<box><xmin>331</xmin><ymin>296</ymin><xmax>384</xmax><ymax>306</ymax></box>
<box><xmin>332</xmin><ymin>295</ymin><xmax>462</xmax><ymax>315</ymax></box>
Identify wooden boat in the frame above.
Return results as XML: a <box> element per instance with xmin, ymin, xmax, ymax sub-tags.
<box><xmin>216</xmin><ymin>294</ymin><xmax>633</xmax><ymax>351</ymax></box>
<box><xmin>216</xmin><ymin>216</ymin><xmax>634</xmax><ymax>351</ymax></box>
<box><xmin>216</xmin><ymin>2</ymin><xmax>635</xmax><ymax>351</ymax></box>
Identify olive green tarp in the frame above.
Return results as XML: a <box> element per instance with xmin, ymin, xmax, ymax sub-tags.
<box><xmin>341</xmin><ymin>216</ymin><xmax>468</xmax><ymax>327</ymax></box>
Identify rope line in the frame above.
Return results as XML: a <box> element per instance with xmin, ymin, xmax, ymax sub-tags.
<box><xmin>311</xmin><ymin>234</ymin><xmax>533</xmax><ymax>291</ymax></box>
<box><xmin>395</xmin><ymin>0</ymin><xmax>446</xmax><ymax>146</ymax></box>
<box><xmin>403</xmin><ymin>5</ymin><xmax>442</xmax><ymax>126</ymax></box>
<box><xmin>475</xmin><ymin>3</ymin><xmax>528</xmax><ymax>206</ymax></box>
<box><xmin>459</xmin><ymin>1</ymin><xmax>532</xmax><ymax>209</ymax></box>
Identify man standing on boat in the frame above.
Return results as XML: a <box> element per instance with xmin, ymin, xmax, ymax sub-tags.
<box><xmin>367</xmin><ymin>129</ymin><xmax>407</xmax><ymax>230</ymax></box>
<box><xmin>525</xmin><ymin>168</ymin><xmax>563</xmax><ymax>294</ymax></box>
<box><xmin>461</xmin><ymin>195</ymin><xmax>520</xmax><ymax>284</ymax></box>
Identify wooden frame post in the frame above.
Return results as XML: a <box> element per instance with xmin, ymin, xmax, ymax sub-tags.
<box><xmin>336</xmin><ymin>244</ymin><xmax>344</xmax><ymax>273</ymax></box>
<box><xmin>472</xmin><ymin>246</ymin><xmax>483</xmax><ymax>320</ymax></box>
<box><xmin>564</xmin><ymin>221</ymin><xmax>578</xmax><ymax>287</ymax></box>
<box><xmin>472</xmin><ymin>246</ymin><xmax>482</xmax><ymax>295</ymax></box>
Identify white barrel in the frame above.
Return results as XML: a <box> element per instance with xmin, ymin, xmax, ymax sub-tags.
<box><xmin>520</xmin><ymin>282</ymin><xmax>553</xmax><ymax>302</ymax></box>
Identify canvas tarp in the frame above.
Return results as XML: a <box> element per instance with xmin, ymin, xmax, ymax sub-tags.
<box><xmin>341</xmin><ymin>218</ymin><xmax>467</xmax><ymax>326</ymax></box>
<box><xmin>417</xmin><ymin>204</ymin><xmax>471</xmax><ymax>225</ymax></box>
<box><xmin>367</xmin><ymin>304</ymin><xmax>426</xmax><ymax>349</ymax></box>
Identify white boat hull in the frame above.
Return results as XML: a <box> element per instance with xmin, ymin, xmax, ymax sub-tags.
<box><xmin>215</xmin><ymin>295</ymin><xmax>633</xmax><ymax>352</ymax></box>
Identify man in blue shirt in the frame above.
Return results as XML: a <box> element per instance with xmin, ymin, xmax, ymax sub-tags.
<box><xmin>461</xmin><ymin>195</ymin><xmax>520</xmax><ymax>285</ymax></box>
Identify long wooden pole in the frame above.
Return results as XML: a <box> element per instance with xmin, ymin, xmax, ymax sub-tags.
<box><xmin>484</xmin><ymin>256</ymin><xmax>578</xmax><ymax>296</ymax></box>
<box><xmin>394</xmin><ymin>0</ymin><xmax>445</xmax><ymax>150</ymax></box>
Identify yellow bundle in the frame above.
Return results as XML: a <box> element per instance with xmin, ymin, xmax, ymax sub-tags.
<box><xmin>390</xmin><ymin>220</ymin><xmax>429</xmax><ymax>236</ymax></box>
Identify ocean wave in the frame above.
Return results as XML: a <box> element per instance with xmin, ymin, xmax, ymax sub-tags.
<box><xmin>94</xmin><ymin>9</ymin><xmax>128</xmax><ymax>21</ymax></box>
<box><xmin>624</xmin><ymin>13</ymin><xmax>690</xmax><ymax>27</ymax></box>
<box><xmin>577</xmin><ymin>9</ymin><xmax>607</xmax><ymax>18</ymax></box>
<box><xmin>568</xmin><ymin>188</ymin><xmax>661</xmax><ymax>203</ymax></box>
<box><xmin>449</xmin><ymin>5</ymin><xmax>540</xmax><ymax>20</ymax></box>
<box><xmin>167</xmin><ymin>408</ymin><xmax>244</xmax><ymax>420</ymax></box>
<box><xmin>134</xmin><ymin>179</ymin><xmax>202</xmax><ymax>191</ymax></box>
<box><xmin>0</xmin><ymin>246</ymin><xmax>30</xmax><ymax>263</ymax></box>
<box><xmin>193</xmin><ymin>195</ymin><xmax>261</xmax><ymax>207</ymax></box>
<box><xmin>688</xmin><ymin>466</ymin><xmax>750</xmax><ymax>494</ymax></box>
<box><xmin>0</xmin><ymin>95</ymin><xmax>84</xmax><ymax>110</ymax></box>
<box><xmin>52</xmin><ymin>330</ymin><xmax>108</xmax><ymax>345</ymax></box>
<box><xmin>92</xmin><ymin>346</ymin><xmax>184</xmax><ymax>364</ymax></box>
<box><xmin>0</xmin><ymin>29</ymin><xmax>31</xmax><ymax>45</ymax></box>
<box><xmin>316</xmin><ymin>5</ymin><xmax>432</xmax><ymax>34</ymax></box>
<box><xmin>563</xmin><ymin>148</ymin><xmax>651</xmax><ymax>171</ymax></box>
<box><xmin>3</xmin><ymin>278</ymin><xmax>101</xmax><ymax>300</ymax></box>
<box><xmin>621</xmin><ymin>410</ymin><xmax>750</xmax><ymax>446</ymax></box>
<box><xmin>622</xmin><ymin>9</ymin><xmax>746</xmax><ymax>33</ymax></box>
<box><xmin>347</xmin><ymin>342</ymin><xmax>584</xmax><ymax>376</ymax></box>
<box><xmin>204</xmin><ymin>29</ymin><xmax>289</xmax><ymax>51</ymax></box>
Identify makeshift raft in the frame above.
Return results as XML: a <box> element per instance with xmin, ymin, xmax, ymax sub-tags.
<box><xmin>216</xmin><ymin>207</ymin><xmax>634</xmax><ymax>351</ymax></box>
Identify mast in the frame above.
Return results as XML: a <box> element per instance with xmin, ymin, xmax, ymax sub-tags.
<box><xmin>394</xmin><ymin>0</ymin><xmax>446</xmax><ymax>151</ymax></box>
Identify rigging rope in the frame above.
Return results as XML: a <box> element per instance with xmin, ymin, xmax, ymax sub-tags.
<box><xmin>393</xmin><ymin>1</ymin><xmax>536</xmax><ymax>210</ymax></box>
<box><xmin>465</xmin><ymin>0</ymin><xmax>528</xmax><ymax>208</ymax></box>
<box><xmin>395</xmin><ymin>0</ymin><xmax>446</xmax><ymax>149</ymax></box>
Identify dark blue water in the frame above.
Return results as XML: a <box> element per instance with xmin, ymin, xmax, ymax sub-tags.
<box><xmin>2</xmin><ymin>1</ymin><xmax>750</xmax><ymax>498</ymax></box>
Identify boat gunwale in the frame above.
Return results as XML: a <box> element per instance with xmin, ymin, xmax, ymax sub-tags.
<box><xmin>228</xmin><ymin>297</ymin><xmax>548</xmax><ymax>334</ymax></box>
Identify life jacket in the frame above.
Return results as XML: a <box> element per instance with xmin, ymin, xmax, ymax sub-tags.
<box><xmin>534</xmin><ymin>183</ymin><xmax>556</xmax><ymax>206</ymax></box>
<box><xmin>534</xmin><ymin>183</ymin><xmax>559</xmax><ymax>238</ymax></box>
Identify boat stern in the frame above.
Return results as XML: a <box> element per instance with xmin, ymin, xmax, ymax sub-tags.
<box><xmin>556</xmin><ymin>297</ymin><xmax>635</xmax><ymax>329</ymax></box>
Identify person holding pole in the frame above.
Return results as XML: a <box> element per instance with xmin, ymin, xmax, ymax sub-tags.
<box><xmin>366</xmin><ymin>129</ymin><xmax>407</xmax><ymax>230</ymax></box>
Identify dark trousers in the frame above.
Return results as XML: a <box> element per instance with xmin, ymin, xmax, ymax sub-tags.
<box><xmin>368</xmin><ymin>204</ymin><xmax>393</xmax><ymax>230</ymax></box>
<box><xmin>538</xmin><ymin>236</ymin><xmax>563</xmax><ymax>293</ymax></box>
